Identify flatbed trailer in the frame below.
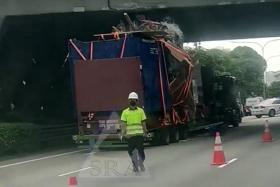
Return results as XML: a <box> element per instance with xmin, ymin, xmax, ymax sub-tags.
<box><xmin>69</xmin><ymin>30</ymin><xmax>240</xmax><ymax>148</ymax></box>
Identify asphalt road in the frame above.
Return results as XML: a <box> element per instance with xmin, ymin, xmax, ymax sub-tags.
<box><xmin>1</xmin><ymin>116</ymin><xmax>280</xmax><ymax>187</ymax></box>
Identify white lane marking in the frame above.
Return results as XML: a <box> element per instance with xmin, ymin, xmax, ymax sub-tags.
<box><xmin>0</xmin><ymin>149</ymin><xmax>87</xmax><ymax>169</ymax></box>
<box><xmin>269</xmin><ymin>136</ymin><xmax>280</xmax><ymax>143</ymax></box>
<box><xmin>180</xmin><ymin>139</ymin><xmax>192</xmax><ymax>142</ymax></box>
<box><xmin>218</xmin><ymin>158</ymin><xmax>238</xmax><ymax>168</ymax></box>
<box><xmin>58</xmin><ymin>167</ymin><xmax>92</xmax><ymax>177</ymax></box>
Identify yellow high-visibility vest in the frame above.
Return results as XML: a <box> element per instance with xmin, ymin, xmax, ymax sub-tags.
<box><xmin>121</xmin><ymin>107</ymin><xmax>147</xmax><ymax>135</ymax></box>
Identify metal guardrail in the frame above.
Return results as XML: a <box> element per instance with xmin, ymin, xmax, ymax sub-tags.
<box><xmin>39</xmin><ymin>123</ymin><xmax>77</xmax><ymax>145</ymax></box>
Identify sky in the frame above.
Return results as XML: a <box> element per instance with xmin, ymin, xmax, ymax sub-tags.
<box><xmin>184</xmin><ymin>37</ymin><xmax>280</xmax><ymax>72</ymax></box>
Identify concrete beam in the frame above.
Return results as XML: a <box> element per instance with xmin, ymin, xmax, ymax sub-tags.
<box><xmin>0</xmin><ymin>0</ymin><xmax>107</xmax><ymax>16</ymax></box>
<box><xmin>0</xmin><ymin>0</ymin><xmax>280</xmax><ymax>16</ymax></box>
<box><xmin>1</xmin><ymin>2</ymin><xmax>280</xmax><ymax>42</ymax></box>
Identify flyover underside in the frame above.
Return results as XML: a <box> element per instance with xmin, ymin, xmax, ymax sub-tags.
<box><xmin>144</xmin><ymin>2</ymin><xmax>280</xmax><ymax>41</ymax></box>
<box><xmin>1</xmin><ymin>0</ymin><xmax>279</xmax><ymax>16</ymax></box>
<box><xmin>1</xmin><ymin>2</ymin><xmax>280</xmax><ymax>42</ymax></box>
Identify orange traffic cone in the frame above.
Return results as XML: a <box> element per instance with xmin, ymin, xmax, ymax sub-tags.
<box><xmin>262</xmin><ymin>120</ymin><xmax>272</xmax><ymax>142</ymax></box>
<box><xmin>212</xmin><ymin>132</ymin><xmax>226</xmax><ymax>165</ymax></box>
<box><xmin>68</xmin><ymin>176</ymin><xmax>78</xmax><ymax>186</ymax></box>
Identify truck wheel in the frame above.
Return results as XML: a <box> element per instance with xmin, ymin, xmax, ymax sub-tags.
<box><xmin>222</xmin><ymin>124</ymin><xmax>228</xmax><ymax>134</ymax></box>
<box><xmin>214</xmin><ymin>124</ymin><xmax>227</xmax><ymax>136</ymax></box>
<box><xmin>269</xmin><ymin>109</ymin><xmax>276</xmax><ymax>117</ymax></box>
<box><xmin>233</xmin><ymin>121</ymin><xmax>239</xmax><ymax>127</ymax></box>
<box><xmin>238</xmin><ymin>114</ymin><xmax>242</xmax><ymax>123</ymax></box>
<box><xmin>150</xmin><ymin>130</ymin><xmax>161</xmax><ymax>146</ymax></box>
<box><xmin>256</xmin><ymin>115</ymin><xmax>262</xmax><ymax>118</ymax></box>
<box><xmin>170</xmin><ymin>127</ymin><xmax>180</xmax><ymax>143</ymax></box>
<box><xmin>160</xmin><ymin>128</ymin><xmax>170</xmax><ymax>145</ymax></box>
<box><xmin>179</xmin><ymin>126</ymin><xmax>189</xmax><ymax>140</ymax></box>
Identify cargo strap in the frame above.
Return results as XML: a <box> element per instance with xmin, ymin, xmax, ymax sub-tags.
<box><xmin>69</xmin><ymin>39</ymin><xmax>87</xmax><ymax>61</ymax></box>
<box><xmin>157</xmin><ymin>42</ymin><xmax>167</xmax><ymax>118</ymax></box>
<box><xmin>120</xmin><ymin>34</ymin><xmax>127</xmax><ymax>58</ymax></box>
<box><xmin>89</xmin><ymin>41</ymin><xmax>94</xmax><ymax>60</ymax></box>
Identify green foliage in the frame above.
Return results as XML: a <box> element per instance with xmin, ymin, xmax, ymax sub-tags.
<box><xmin>229</xmin><ymin>47</ymin><xmax>266</xmax><ymax>94</ymax></box>
<box><xmin>188</xmin><ymin>48</ymin><xmax>230</xmax><ymax>75</ymax></box>
<box><xmin>0</xmin><ymin>123</ymin><xmax>40</xmax><ymax>155</ymax></box>
<box><xmin>267</xmin><ymin>81</ymin><xmax>280</xmax><ymax>97</ymax></box>
<box><xmin>187</xmin><ymin>46</ymin><xmax>266</xmax><ymax>101</ymax></box>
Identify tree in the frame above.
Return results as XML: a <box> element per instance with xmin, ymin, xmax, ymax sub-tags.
<box><xmin>186</xmin><ymin>46</ymin><xmax>266</xmax><ymax>101</ymax></box>
<box><xmin>267</xmin><ymin>81</ymin><xmax>280</xmax><ymax>97</ymax></box>
<box><xmin>187</xmin><ymin>48</ymin><xmax>231</xmax><ymax>75</ymax></box>
<box><xmin>228</xmin><ymin>47</ymin><xmax>266</xmax><ymax>99</ymax></box>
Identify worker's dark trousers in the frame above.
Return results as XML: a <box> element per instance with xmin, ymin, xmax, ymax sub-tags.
<box><xmin>127</xmin><ymin>136</ymin><xmax>145</xmax><ymax>169</ymax></box>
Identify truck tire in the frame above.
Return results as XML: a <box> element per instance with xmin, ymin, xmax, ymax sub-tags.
<box><xmin>150</xmin><ymin>130</ymin><xmax>161</xmax><ymax>146</ymax></box>
<box><xmin>233</xmin><ymin>121</ymin><xmax>239</xmax><ymax>127</ymax></box>
<box><xmin>170</xmin><ymin>127</ymin><xmax>180</xmax><ymax>143</ymax></box>
<box><xmin>269</xmin><ymin>109</ymin><xmax>276</xmax><ymax>117</ymax></box>
<box><xmin>160</xmin><ymin>128</ymin><xmax>170</xmax><ymax>145</ymax></box>
<box><xmin>218</xmin><ymin>122</ymin><xmax>228</xmax><ymax>136</ymax></box>
<box><xmin>213</xmin><ymin>123</ymin><xmax>227</xmax><ymax>136</ymax></box>
<box><xmin>179</xmin><ymin>126</ymin><xmax>189</xmax><ymax>140</ymax></box>
<box><xmin>238</xmin><ymin>114</ymin><xmax>242</xmax><ymax>123</ymax></box>
<box><xmin>256</xmin><ymin>115</ymin><xmax>262</xmax><ymax>118</ymax></box>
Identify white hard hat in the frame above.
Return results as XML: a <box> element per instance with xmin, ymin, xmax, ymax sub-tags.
<box><xmin>128</xmin><ymin>92</ymin><xmax>138</xmax><ymax>100</ymax></box>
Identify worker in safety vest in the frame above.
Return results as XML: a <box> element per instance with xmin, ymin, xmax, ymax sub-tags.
<box><xmin>121</xmin><ymin>92</ymin><xmax>147</xmax><ymax>173</ymax></box>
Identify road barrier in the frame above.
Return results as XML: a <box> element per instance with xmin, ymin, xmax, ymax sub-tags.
<box><xmin>39</xmin><ymin>123</ymin><xmax>77</xmax><ymax>147</ymax></box>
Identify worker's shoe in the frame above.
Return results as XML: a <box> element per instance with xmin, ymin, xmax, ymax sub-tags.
<box><xmin>132</xmin><ymin>161</ymin><xmax>139</xmax><ymax>173</ymax></box>
<box><xmin>139</xmin><ymin>162</ymin><xmax>145</xmax><ymax>172</ymax></box>
<box><xmin>133</xmin><ymin>167</ymin><xmax>139</xmax><ymax>173</ymax></box>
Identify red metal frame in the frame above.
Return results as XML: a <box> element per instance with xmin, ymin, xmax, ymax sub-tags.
<box><xmin>120</xmin><ymin>34</ymin><xmax>127</xmax><ymax>58</ymax></box>
<box><xmin>89</xmin><ymin>41</ymin><xmax>93</xmax><ymax>60</ymax></box>
<box><xmin>157</xmin><ymin>42</ymin><xmax>167</xmax><ymax>118</ymax></box>
<box><xmin>69</xmin><ymin>39</ymin><xmax>87</xmax><ymax>61</ymax></box>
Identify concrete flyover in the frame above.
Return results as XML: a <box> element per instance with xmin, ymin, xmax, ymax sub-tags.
<box><xmin>1</xmin><ymin>1</ymin><xmax>280</xmax><ymax>41</ymax></box>
<box><xmin>0</xmin><ymin>0</ymin><xmax>279</xmax><ymax>16</ymax></box>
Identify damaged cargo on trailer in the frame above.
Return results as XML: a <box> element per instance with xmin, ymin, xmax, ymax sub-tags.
<box><xmin>68</xmin><ymin>16</ymin><xmax>240</xmax><ymax>148</ymax></box>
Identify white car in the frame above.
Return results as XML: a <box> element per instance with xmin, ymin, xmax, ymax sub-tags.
<box><xmin>251</xmin><ymin>98</ymin><xmax>280</xmax><ymax>118</ymax></box>
<box><xmin>244</xmin><ymin>97</ymin><xmax>264</xmax><ymax>116</ymax></box>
